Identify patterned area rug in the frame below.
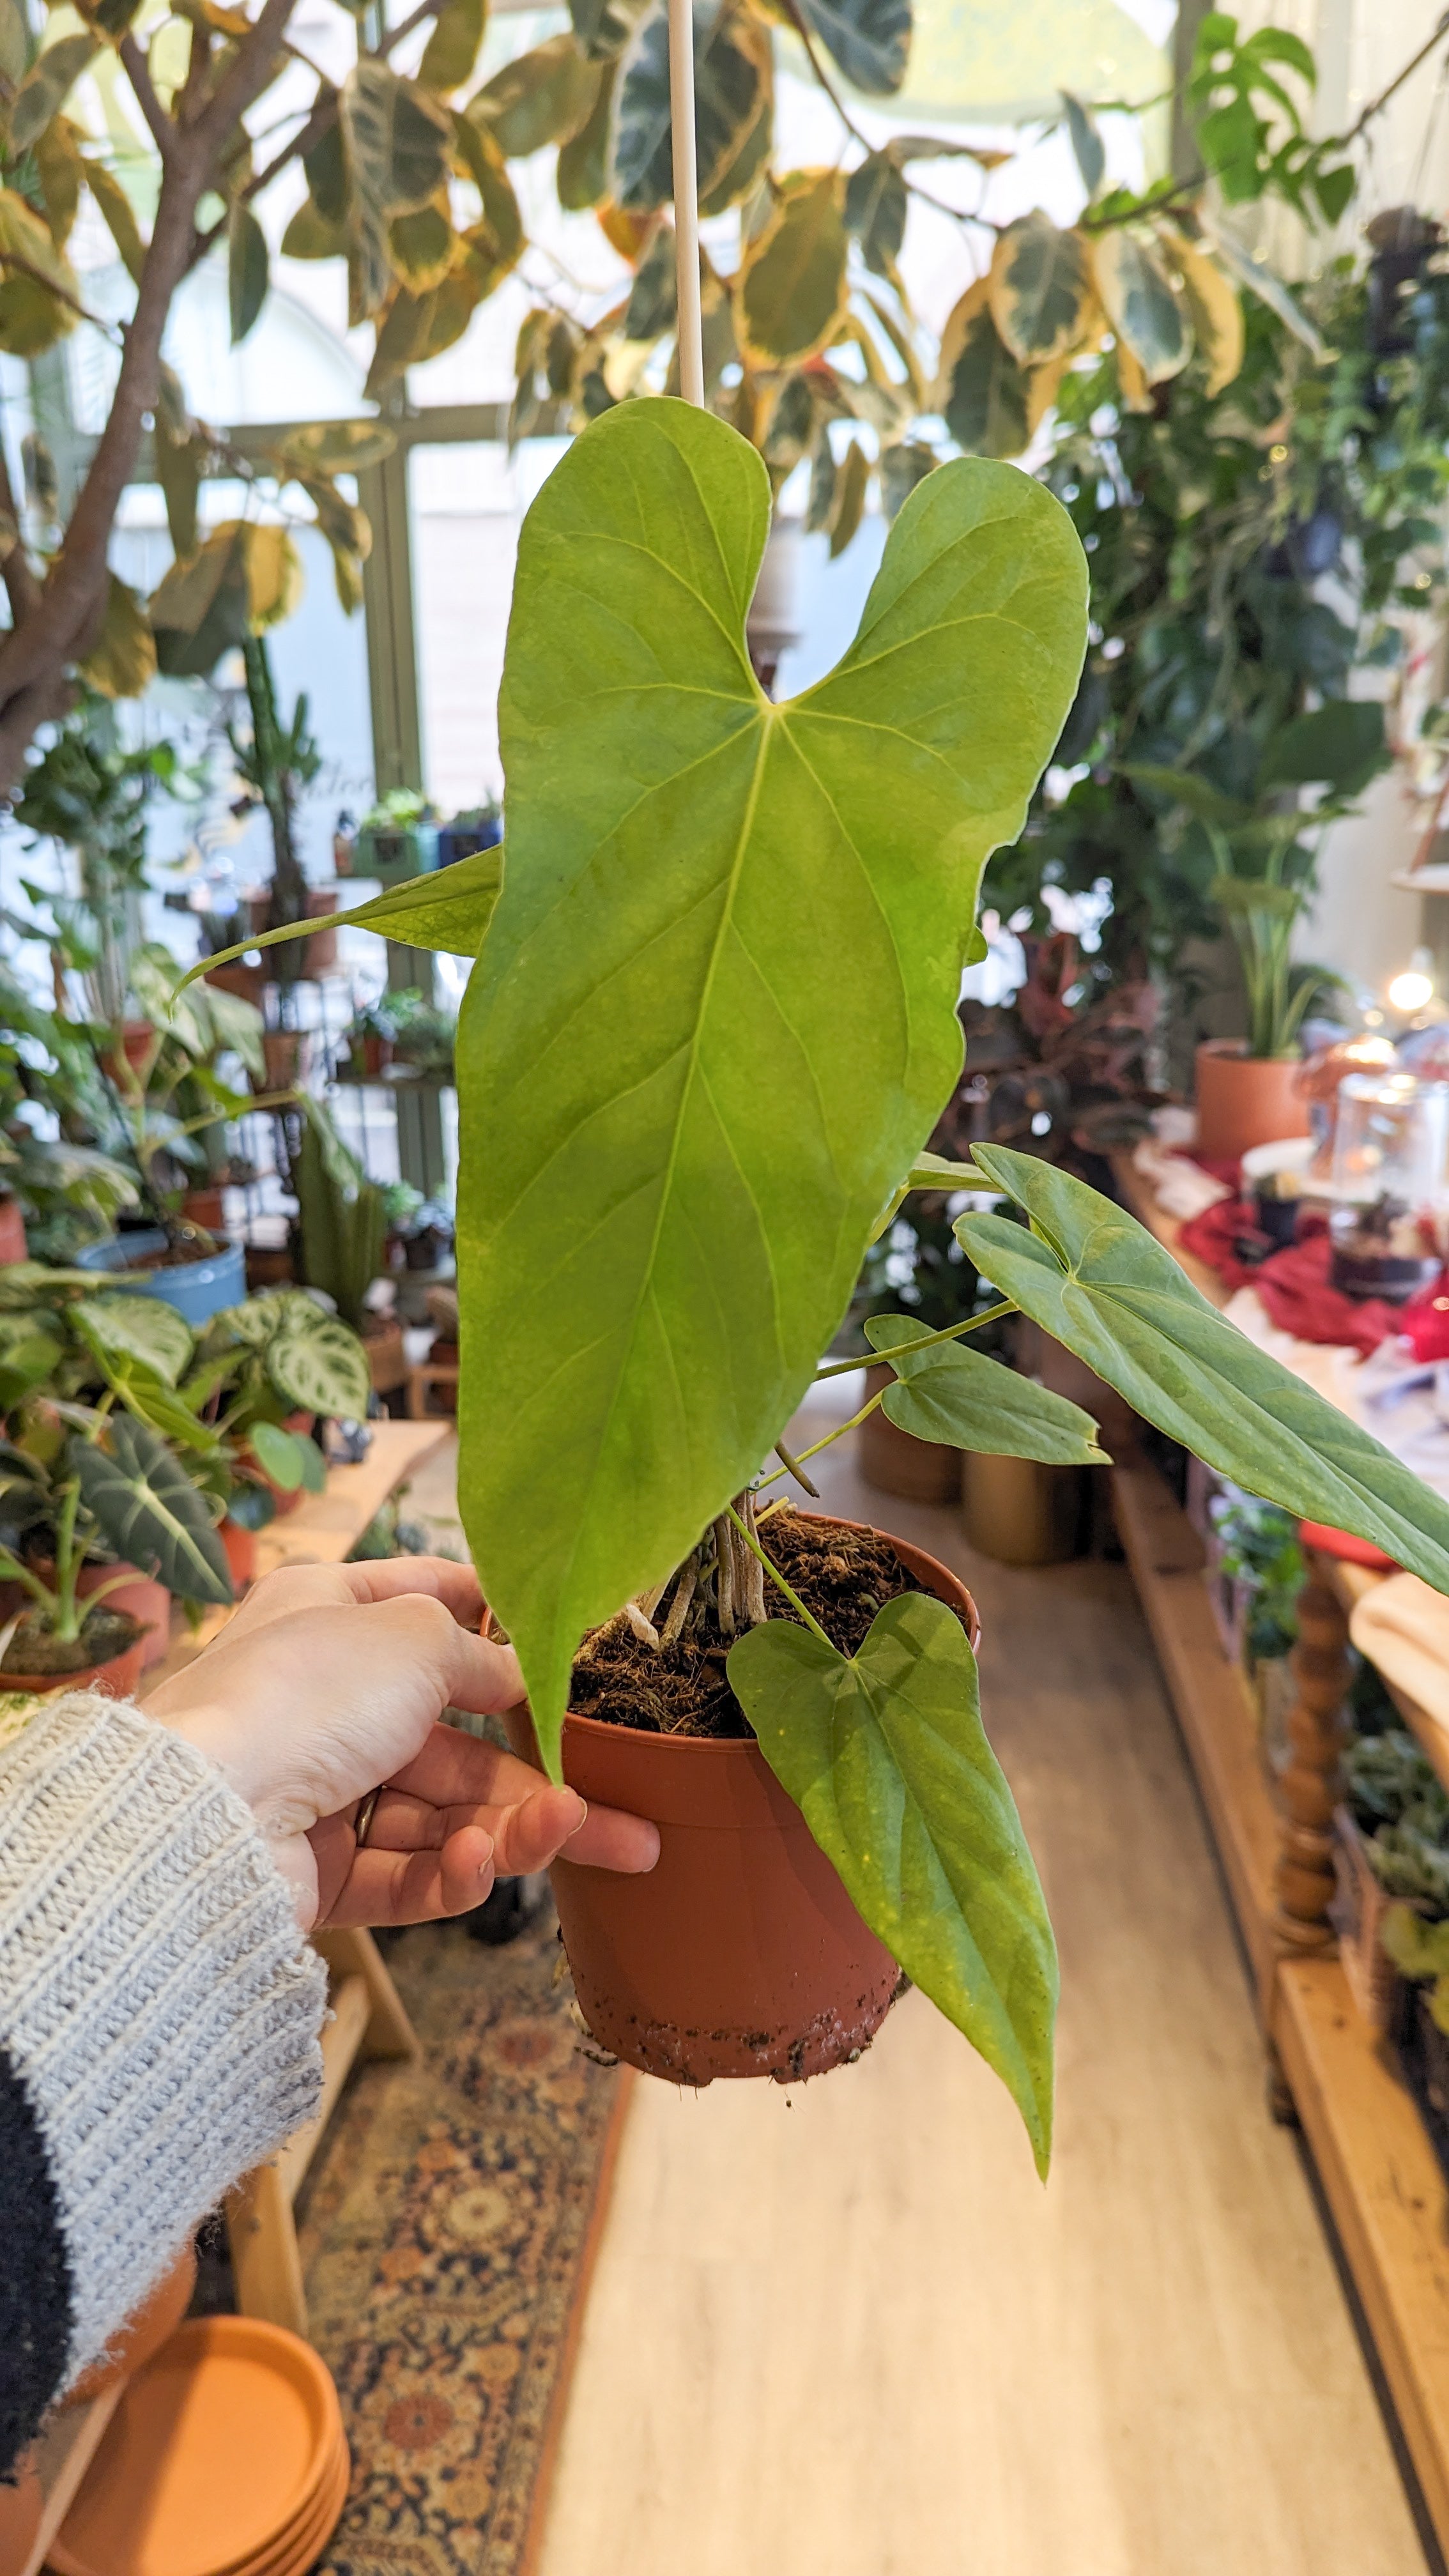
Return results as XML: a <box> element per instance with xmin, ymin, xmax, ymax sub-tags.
<box><xmin>296</xmin><ymin>1912</ymin><xmax>630</xmax><ymax>2576</ymax></box>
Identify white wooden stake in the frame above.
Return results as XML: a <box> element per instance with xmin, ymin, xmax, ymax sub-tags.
<box><xmin>667</xmin><ymin>0</ymin><xmax>705</xmax><ymax>405</ymax></box>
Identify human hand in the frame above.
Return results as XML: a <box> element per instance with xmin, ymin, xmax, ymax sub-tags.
<box><xmin>142</xmin><ymin>1558</ymin><xmax>659</xmax><ymax>1931</ymax></box>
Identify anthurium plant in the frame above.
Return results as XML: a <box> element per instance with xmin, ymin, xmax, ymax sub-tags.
<box><xmin>194</xmin><ymin>394</ymin><xmax>1449</xmax><ymax>2173</ymax></box>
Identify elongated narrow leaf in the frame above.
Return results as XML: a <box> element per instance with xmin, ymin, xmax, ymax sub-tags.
<box><xmin>455</xmin><ymin>398</ymin><xmax>1087</xmax><ymax>1769</ymax></box>
<box><xmin>1092</xmin><ymin>229</ymin><xmax>1189</xmax><ymax>381</ymax></box>
<box><xmin>989</xmin><ymin>213</ymin><xmax>1091</xmax><ymax>365</ymax></box>
<box><xmin>1162</xmin><ymin>227</ymin><xmax>1243</xmax><ymax>395</ymax></box>
<box><xmin>228</xmin><ymin>200</ymin><xmax>268</xmax><ymax>346</ymax></box>
<box><xmin>72</xmin><ymin>1416</ymin><xmax>233</xmax><ymax>1604</ymax></box>
<box><xmin>845</xmin><ymin>149</ymin><xmax>906</xmax><ymax>279</ymax></box>
<box><xmin>864</xmin><ymin>1312</ymin><xmax>1105</xmax><ymax>1461</ymax></box>
<box><xmin>956</xmin><ymin>1147</ymin><xmax>1449</xmax><ymax>1591</ymax></box>
<box><xmin>611</xmin><ymin>0</ymin><xmax>767</xmax><ymax>212</ymax></box>
<box><xmin>178</xmin><ymin>845</ymin><xmax>503</xmax><ymax>994</ymax></box>
<box><xmin>419</xmin><ymin>0</ymin><xmax>486</xmax><ymax>92</ymax></box>
<box><xmin>1062</xmin><ymin>91</ymin><xmax>1104</xmax><ymax>198</ymax></box>
<box><xmin>728</xmin><ymin>1592</ymin><xmax>1057</xmax><ymax>2172</ymax></box>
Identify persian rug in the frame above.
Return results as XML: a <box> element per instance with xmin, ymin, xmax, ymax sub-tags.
<box><xmin>296</xmin><ymin>1912</ymin><xmax>631</xmax><ymax>2576</ymax></box>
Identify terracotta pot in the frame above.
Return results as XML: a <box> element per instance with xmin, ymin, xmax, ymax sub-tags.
<box><xmin>102</xmin><ymin>1020</ymin><xmax>157</xmax><ymax>1085</ymax></box>
<box><xmin>0</xmin><ymin>1634</ymin><xmax>146</xmax><ymax>1699</ymax></box>
<box><xmin>1195</xmin><ymin>1039</ymin><xmax>1310</xmax><ymax>1163</ymax></box>
<box><xmin>221</xmin><ymin>1517</ymin><xmax>257</xmax><ymax>1590</ymax></box>
<box><xmin>0</xmin><ymin>1193</ymin><xmax>26</xmax><ymax>1264</ymax></box>
<box><xmin>245</xmin><ymin>1241</ymin><xmax>295</xmax><ymax>1291</ymax></box>
<box><xmin>63</xmin><ymin>2240</ymin><xmax>197</xmax><ymax>2407</ymax></box>
<box><xmin>857</xmin><ymin>1361</ymin><xmax>960</xmax><ymax>1501</ymax></box>
<box><xmin>255</xmin><ymin>1030</ymin><xmax>307</xmax><ymax>1093</ymax></box>
<box><xmin>511</xmin><ymin>1522</ymin><xmax>980</xmax><ymax>2087</ymax></box>
<box><xmin>0</xmin><ymin>2457</ymin><xmax>41</xmax><ymax>2576</ymax></box>
<box><xmin>205</xmin><ymin>960</ymin><xmax>268</xmax><ymax>1009</ymax></box>
<box><xmin>304</xmin><ymin>888</ymin><xmax>340</xmax><ymax>978</ymax></box>
<box><xmin>1021</xmin><ymin>1322</ymin><xmax>1140</xmax><ymax>1462</ymax></box>
<box><xmin>960</xmin><ymin>1450</ymin><xmax>1085</xmax><ymax>1565</ymax></box>
<box><xmin>360</xmin><ymin>1031</ymin><xmax>393</xmax><ymax>1081</ymax></box>
<box><xmin>182</xmin><ymin>1185</ymin><xmax>227</xmax><ymax>1232</ymax></box>
<box><xmin>27</xmin><ymin>1558</ymin><xmax>171</xmax><ymax>1671</ymax></box>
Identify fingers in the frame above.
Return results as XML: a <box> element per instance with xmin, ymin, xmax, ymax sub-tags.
<box><xmin>383</xmin><ymin>1728</ymin><xmax>660</xmax><ymax>1874</ymax></box>
<box><xmin>321</xmin><ymin>1824</ymin><xmax>498</xmax><ymax>1929</ymax></box>
<box><xmin>361</xmin><ymin>1595</ymin><xmax>524</xmax><ymax>1717</ymax></box>
<box><xmin>220</xmin><ymin>1557</ymin><xmax>486</xmax><ymax>1644</ymax></box>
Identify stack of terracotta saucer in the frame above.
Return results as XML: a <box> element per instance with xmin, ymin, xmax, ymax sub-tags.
<box><xmin>49</xmin><ymin>2318</ymin><xmax>349</xmax><ymax>2576</ymax></box>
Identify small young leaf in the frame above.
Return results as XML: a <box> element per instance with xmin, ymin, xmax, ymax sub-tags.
<box><xmin>228</xmin><ymin>199</ymin><xmax>268</xmax><ymax>346</ymax></box>
<box><xmin>73</xmin><ymin>1415</ymin><xmax>233</xmax><ymax>1604</ymax></box>
<box><xmin>248</xmin><ymin>1418</ymin><xmax>306</xmax><ymax>1489</ymax></box>
<box><xmin>956</xmin><ymin>1147</ymin><xmax>1449</xmax><ymax>1594</ymax></box>
<box><xmin>863</xmin><ymin>1312</ymin><xmax>1105</xmax><ymax>1462</ymax></box>
<box><xmin>989</xmin><ymin>211</ymin><xmax>1091</xmax><ymax>365</ymax></box>
<box><xmin>728</xmin><ymin>1593</ymin><xmax>1058</xmax><ymax>2172</ymax></box>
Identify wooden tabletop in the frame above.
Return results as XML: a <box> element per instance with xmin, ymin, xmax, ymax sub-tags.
<box><xmin>1110</xmin><ymin>1149</ymin><xmax>1234</xmax><ymax>1309</ymax></box>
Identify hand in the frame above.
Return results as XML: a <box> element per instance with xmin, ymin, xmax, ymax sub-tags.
<box><xmin>143</xmin><ymin>1558</ymin><xmax>659</xmax><ymax>1932</ymax></box>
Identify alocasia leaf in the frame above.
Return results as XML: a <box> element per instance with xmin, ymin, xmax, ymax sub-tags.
<box><xmin>863</xmin><ymin>1311</ymin><xmax>1105</xmax><ymax>1462</ymax></box>
<box><xmin>957</xmin><ymin>1146</ymin><xmax>1449</xmax><ymax>1589</ymax></box>
<box><xmin>73</xmin><ymin>1416</ymin><xmax>233</xmax><ymax>1603</ymax></box>
<box><xmin>728</xmin><ymin>1591</ymin><xmax>1058</xmax><ymax>2172</ymax></box>
<box><xmin>454</xmin><ymin>397</ymin><xmax>1087</xmax><ymax>1771</ymax></box>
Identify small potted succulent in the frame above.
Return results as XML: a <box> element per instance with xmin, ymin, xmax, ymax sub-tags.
<box><xmin>194</xmin><ymin>400</ymin><xmax>1449</xmax><ymax>2172</ymax></box>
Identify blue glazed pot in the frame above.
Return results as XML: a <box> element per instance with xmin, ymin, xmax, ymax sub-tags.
<box><xmin>76</xmin><ymin>1230</ymin><xmax>246</xmax><ymax>1326</ymax></box>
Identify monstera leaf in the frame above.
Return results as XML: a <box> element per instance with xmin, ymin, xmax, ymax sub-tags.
<box><xmin>956</xmin><ymin>1148</ymin><xmax>1449</xmax><ymax>1590</ymax></box>
<box><xmin>454</xmin><ymin>397</ymin><xmax>1087</xmax><ymax>1770</ymax></box>
<box><xmin>728</xmin><ymin>1590</ymin><xmax>1057</xmax><ymax>2171</ymax></box>
<box><xmin>73</xmin><ymin>1417</ymin><xmax>233</xmax><ymax>1604</ymax></box>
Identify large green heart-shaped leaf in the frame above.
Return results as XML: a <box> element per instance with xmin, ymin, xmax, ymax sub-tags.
<box><xmin>864</xmin><ymin>1311</ymin><xmax>1105</xmax><ymax>1462</ymax></box>
<box><xmin>728</xmin><ymin>1591</ymin><xmax>1057</xmax><ymax>2171</ymax></box>
<box><xmin>958</xmin><ymin>1147</ymin><xmax>1449</xmax><ymax>1590</ymax></box>
<box><xmin>73</xmin><ymin>1416</ymin><xmax>233</xmax><ymax>1604</ymax></box>
<box><xmin>455</xmin><ymin>397</ymin><xmax>1087</xmax><ymax>1770</ymax></box>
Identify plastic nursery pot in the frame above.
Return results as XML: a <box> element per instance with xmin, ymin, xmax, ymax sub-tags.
<box><xmin>509</xmin><ymin>1521</ymin><xmax>980</xmax><ymax>2087</ymax></box>
<box><xmin>73</xmin><ymin>1229</ymin><xmax>247</xmax><ymax>1327</ymax></box>
<box><xmin>1194</xmin><ymin>1039</ymin><xmax>1310</xmax><ymax>1163</ymax></box>
<box><xmin>857</xmin><ymin>1362</ymin><xmax>960</xmax><ymax>1503</ymax></box>
<box><xmin>29</xmin><ymin>1558</ymin><xmax>171</xmax><ymax>1673</ymax></box>
<box><xmin>960</xmin><ymin>1451</ymin><xmax>1086</xmax><ymax>1567</ymax></box>
<box><xmin>0</xmin><ymin>2454</ymin><xmax>42</xmax><ymax>2576</ymax></box>
<box><xmin>221</xmin><ymin>1518</ymin><xmax>258</xmax><ymax>1590</ymax></box>
<box><xmin>0</xmin><ymin>1634</ymin><xmax>146</xmax><ymax>1701</ymax></box>
<box><xmin>63</xmin><ymin>2240</ymin><xmax>197</xmax><ymax>2408</ymax></box>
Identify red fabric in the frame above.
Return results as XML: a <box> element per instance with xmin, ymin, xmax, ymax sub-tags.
<box><xmin>1299</xmin><ymin>1520</ymin><xmax>1398</xmax><ymax>1570</ymax></box>
<box><xmin>1176</xmin><ymin>1200</ymin><xmax>1414</xmax><ymax>1351</ymax></box>
<box><xmin>1177</xmin><ymin>1197</ymin><xmax>1259</xmax><ymax>1291</ymax></box>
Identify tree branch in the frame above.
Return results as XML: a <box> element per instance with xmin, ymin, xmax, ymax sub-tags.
<box><xmin>191</xmin><ymin>0</ymin><xmax>301</xmax><ymax>158</ymax></box>
<box><xmin>118</xmin><ymin>32</ymin><xmax>177</xmax><ymax>167</ymax></box>
<box><xmin>0</xmin><ymin>441</ymin><xmax>40</xmax><ymax>630</ymax></box>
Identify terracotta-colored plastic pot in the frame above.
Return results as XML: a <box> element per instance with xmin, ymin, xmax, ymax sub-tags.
<box><xmin>102</xmin><ymin>1020</ymin><xmax>157</xmax><ymax>1085</ymax></box>
<box><xmin>514</xmin><ymin>1522</ymin><xmax>980</xmax><ymax>2087</ymax></box>
<box><xmin>0</xmin><ymin>2456</ymin><xmax>41</xmax><ymax>2576</ymax></box>
<box><xmin>0</xmin><ymin>1192</ymin><xmax>26</xmax><ymax>1264</ymax></box>
<box><xmin>0</xmin><ymin>1634</ymin><xmax>146</xmax><ymax>1699</ymax></box>
<box><xmin>182</xmin><ymin>1184</ymin><xmax>227</xmax><ymax>1232</ymax></box>
<box><xmin>63</xmin><ymin>2240</ymin><xmax>197</xmax><ymax>2407</ymax></box>
<box><xmin>359</xmin><ymin>1032</ymin><xmax>393</xmax><ymax>1081</ymax></box>
<box><xmin>857</xmin><ymin>1362</ymin><xmax>960</xmax><ymax>1502</ymax></box>
<box><xmin>28</xmin><ymin>1558</ymin><xmax>171</xmax><ymax>1671</ymax></box>
<box><xmin>205</xmin><ymin>959</ymin><xmax>268</xmax><ymax>1009</ymax></box>
<box><xmin>221</xmin><ymin>1517</ymin><xmax>258</xmax><ymax>1589</ymax></box>
<box><xmin>1195</xmin><ymin>1039</ymin><xmax>1310</xmax><ymax>1163</ymax></box>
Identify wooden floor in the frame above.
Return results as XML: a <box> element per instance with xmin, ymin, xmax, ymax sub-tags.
<box><xmin>519</xmin><ymin>1402</ymin><xmax>1432</xmax><ymax>2576</ymax></box>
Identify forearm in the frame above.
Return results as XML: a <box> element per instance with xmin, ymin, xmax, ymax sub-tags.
<box><xmin>0</xmin><ymin>1692</ymin><xmax>326</xmax><ymax>2466</ymax></box>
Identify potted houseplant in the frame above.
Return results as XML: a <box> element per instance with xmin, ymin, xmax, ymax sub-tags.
<box><xmin>192</xmin><ymin>398</ymin><xmax>1449</xmax><ymax>2173</ymax></box>
<box><xmin>845</xmin><ymin>1186</ymin><xmax>1020</xmax><ymax>1503</ymax></box>
<box><xmin>355</xmin><ymin>789</ymin><xmax>438</xmax><ymax>886</ymax></box>
<box><xmin>437</xmin><ymin>799</ymin><xmax>503</xmax><ymax>871</ymax></box>
<box><xmin>338</xmin><ymin>996</ymin><xmax>398</xmax><ymax>1084</ymax></box>
<box><xmin>293</xmin><ymin>1110</ymin><xmax>406</xmax><ymax>1394</ymax></box>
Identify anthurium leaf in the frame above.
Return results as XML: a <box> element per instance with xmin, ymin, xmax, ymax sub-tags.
<box><xmin>957</xmin><ymin>1146</ymin><xmax>1449</xmax><ymax>1591</ymax></box>
<box><xmin>177</xmin><ymin>844</ymin><xmax>503</xmax><ymax>994</ymax></box>
<box><xmin>739</xmin><ymin>169</ymin><xmax>848</xmax><ymax>369</ymax></box>
<box><xmin>907</xmin><ymin>1151</ymin><xmax>987</xmax><ymax>1188</ymax></box>
<box><xmin>1091</xmin><ymin>229</ymin><xmax>1190</xmax><ymax>382</ymax></box>
<box><xmin>72</xmin><ymin>1416</ymin><xmax>233</xmax><ymax>1604</ymax></box>
<box><xmin>454</xmin><ymin>397</ymin><xmax>1087</xmax><ymax>1770</ymax></box>
<box><xmin>864</xmin><ymin>1311</ymin><xmax>1105</xmax><ymax>1462</ymax></box>
<box><xmin>248</xmin><ymin>1418</ymin><xmax>306</xmax><ymax>1489</ymax></box>
<box><xmin>938</xmin><ymin>279</ymin><xmax>1028</xmax><ymax>458</ymax></box>
<box><xmin>989</xmin><ymin>213</ymin><xmax>1092</xmax><ymax>365</ymax></box>
<box><xmin>267</xmin><ymin>1315</ymin><xmax>370</xmax><ymax>1420</ymax></box>
<box><xmin>74</xmin><ymin>1293</ymin><xmax>194</xmax><ymax>1387</ymax></box>
<box><xmin>611</xmin><ymin>0</ymin><xmax>767</xmax><ymax>212</ymax></box>
<box><xmin>728</xmin><ymin>1591</ymin><xmax>1057</xmax><ymax>2173</ymax></box>
<box><xmin>9</xmin><ymin>33</ymin><xmax>98</xmax><ymax>158</ymax></box>
<box><xmin>792</xmin><ymin>0</ymin><xmax>909</xmax><ymax>94</ymax></box>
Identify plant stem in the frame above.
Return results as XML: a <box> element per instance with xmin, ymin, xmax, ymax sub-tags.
<box><xmin>725</xmin><ymin>1503</ymin><xmax>834</xmax><ymax>1648</ymax></box>
<box><xmin>53</xmin><ymin>1480</ymin><xmax>83</xmax><ymax>1645</ymax></box>
<box><xmin>755</xmin><ymin>1384</ymin><xmax>889</xmax><ymax>1490</ymax></box>
<box><xmin>815</xmin><ymin>1299</ymin><xmax>1017</xmax><ymax>1379</ymax></box>
<box><xmin>773</xmin><ymin>1439</ymin><xmax>820</xmax><ymax>1497</ymax></box>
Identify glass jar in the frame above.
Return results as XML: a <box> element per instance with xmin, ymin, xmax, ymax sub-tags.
<box><xmin>1328</xmin><ymin>1073</ymin><xmax>1449</xmax><ymax>1300</ymax></box>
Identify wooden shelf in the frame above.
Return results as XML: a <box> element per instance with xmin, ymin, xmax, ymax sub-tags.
<box><xmin>21</xmin><ymin>2382</ymin><xmax>123</xmax><ymax>2576</ymax></box>
<box><xmin>1112</xmin><ymin>1458</ymin><xmax>1282</xmax><ymax>2015</ymax></box>
<box><xmin>1275</xmin><ymin>1958</ymin><xmax>1449</xmax><ymax>2544</ymax></box>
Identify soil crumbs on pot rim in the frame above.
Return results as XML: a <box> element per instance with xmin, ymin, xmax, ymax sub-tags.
<box><xmin>568</xmin><ymin>1509</ymin><xmax>967</xmax><ymax>1742</ymax></box>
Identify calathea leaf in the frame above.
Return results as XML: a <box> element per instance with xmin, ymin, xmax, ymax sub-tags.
<box><xmin>988</xmin><ymin>212</ymin><xmax>1092</xmax><ymax>365</ymax></box>
<box><xmin>266</xmin><ymin>1315</ymin><xmax>371</xmax><ymax>1420</ymax></box>
<box><xmin>863</xmin><ymin>1311</ymin><xmax>1105</xmax><ymax>1462</ymax></box>
<box><xmin>469</xmin><ymin>33</ymin><xmax>596</xmax><ymax>157</ymax></box>
<box><xmin>728</xmin><ymin>1591</ymin><xmax>1057</xmax><ymax>2173</ymax></box>
<box><xmin>611</xmin><ymin>0</ymin><xmax>767</xmax><ymax>212</ymax></box>
<box><xmin>955</xmin><ymin>1146</ymin><xmax>1449</xmax><ymax>1593</ymax></box>
<box><xmin>72</xmin><ymin>1416</ymin><xmax>233</xmax><ymax>1604</ymax></box>
<box><xmin>790</xmin><ymin>0</ymin><xmax>910</xmax><ymax>95</ymax></box>
<box><xmin>739</xmin><ymin>169</ymin><xmax>848</xmax><ymax>369</ymax></box>
<box><xmin>454</xmin><ymin>397</ymin><xmax>1087</xmax><ymax>1769</ymax></box>
<box><xmin>178</xmin><ymin>843</ymin><xmax>503</xmax><ymax>991</ymax></box>
<box><xmin>845</xmin><ymin>149</ymin><xmax>906</xmax><ymax>279</ymax></box>
<box><xmin>8</xmin><ymin>33</ymin><xmax>98</xmax><ymax>157</ymax></box>
<box><xmin>938</xmin><ymin>279</ymin><xmax>1028</xmax><ymax>459</ymax></box>
<box><xmin>1091</xmin><ymin>227</ymin><xmax>1190</xmax><ymax>381</ymax></box>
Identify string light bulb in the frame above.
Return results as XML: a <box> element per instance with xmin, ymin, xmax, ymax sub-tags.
<box><xmin>1388</xmin><ymin>949</ymin><xmax>1437</xmax><ymax>1014</ymax></box>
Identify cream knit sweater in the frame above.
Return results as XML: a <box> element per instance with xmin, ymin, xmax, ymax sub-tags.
<box><xmin>0</xmin><ymin>1689</ymin><xmax>326</xmax><ymax>2461</ymax></box>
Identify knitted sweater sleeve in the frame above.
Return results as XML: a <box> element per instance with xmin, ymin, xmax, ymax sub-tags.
<box><xmin>0</xmin><ymin>1689</ymin><xmax>326</xmax><ymax>2467</ymax></box>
